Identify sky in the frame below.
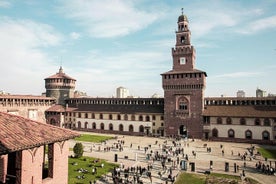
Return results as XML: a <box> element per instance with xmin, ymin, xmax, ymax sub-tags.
<box><xmin>0</xmin><ymin>0</ymin><xmax>276</xmax><ymax>98</ymax></box>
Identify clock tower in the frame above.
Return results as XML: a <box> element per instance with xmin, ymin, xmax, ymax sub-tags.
<box><xmin>161</xmin><ymin>10</ymin><xmax>207</xmax><ymax>138</ymax></box>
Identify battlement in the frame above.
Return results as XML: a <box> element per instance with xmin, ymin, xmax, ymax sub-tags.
<box><xmin>172</xmin><ymin>46</ymin><xmax>195</xmax><ymax>55</ymax></box>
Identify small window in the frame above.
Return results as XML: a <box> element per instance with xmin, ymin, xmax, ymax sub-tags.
<box><xmin>217</xmin><ymin>117</ymin><xmax>222</xmax><ymax>124</ymax></box>
<box><xmin>226</xmin><ymin>117</ymin><xmax>232</xmax><ymax>124</ymax></box>
<box><xmin>255</xmin><ymin>118</ymin><xmax>260</xmax><ymax>125</ymax></box>
<box><xmin>264</xmin><ymin>118</ymin><xmax>270</xmax><ymax>126</ymax></box>
<box><xmin>240</xmin><ymin>118</ymin><xmax>246</xmax><ymax>125</ymax></box>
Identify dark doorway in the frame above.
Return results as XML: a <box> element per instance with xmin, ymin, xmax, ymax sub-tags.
<box><xmin>204</xmin><ymin>132</ymin><xmax>209</xmax><ymax>139</ymax></box>
<box><xmin>7</xmin><ymin>152</ymin><xmax>17</xmax><ymax>183</ymax></box>
<box><xmin>179</xmin><ymin>125</ymin><xmax>188</xmax><ymax>138</ymax></box>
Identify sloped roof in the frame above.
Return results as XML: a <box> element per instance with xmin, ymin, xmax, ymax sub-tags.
<box><xmin>0</xmin><ymin>112</ymin><xmax>80</xmax><ymax>155</ymax></box>
<box><xmin>45</xmin><ymin>67</ymin><xmax>76</xmax><ymax>81</ymax></box>
<box><xmin>161</xmin><ymin>69</ymin><xmax>207</xmax><ymax>76</ymax></box>
<box><xmin>203</xmin><ymin>105</ymin><xmax>276</xmax><ymax>118</ymax></box>
<box><xmin>0</xmin><ymin>94</ymin><xmax>54</xmax><ymax>100</ymax></box>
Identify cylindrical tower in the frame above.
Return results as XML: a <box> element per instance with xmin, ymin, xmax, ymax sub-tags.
<box><xmin>45</xmin><ymin>67</ymin><xmax>76</xmax><ymax>105</ymax></box>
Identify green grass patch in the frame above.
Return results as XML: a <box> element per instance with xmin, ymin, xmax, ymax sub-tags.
<box><xmin>257</xmin><ymin>147</ymin><xmax>276</xmax><ymax>159</ymax></box>
<box><xmin>74</xmin><ymin>134</ymin><xmax>113</xmax><ymax>143</ymax></box>
<box><xmin>210</xmin><ymin>172</ymin><xmax>240</xmax><ymax>180</ymax></box>
<box><xmin>68</xmin><ymin>156</ymin><xmax>118</xmax><ymax>184</ymax></box>
<box><xmin>175</xmin><ymin>172</ymin><xmax>206</xmax><ymax>184</ymax></box>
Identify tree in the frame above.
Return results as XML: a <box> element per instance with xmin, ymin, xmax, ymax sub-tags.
<box><xmin>73</xmin><ymin>142</ymin><xmax>84</xmax><ymax>158</ymax></box>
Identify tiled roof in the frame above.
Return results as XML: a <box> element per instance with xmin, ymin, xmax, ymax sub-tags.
<box><xmin>0</xmin><ymin>112</ymin><xmax>80</xmax><ymax>155</ymax></box>
<box><xmin>161</xmin><ymin>69</ymin><xmax>207</xmax><ymax>76</ymax></box>
<box><xmin>203</xmin><ymin>105</ymin><xmax>276</xmax><ymax>118</ymax></box>
<box><xmin>66</xmin><ymin>104</ymin><xmax>164</xmax><ymax>114</ymax></box>
<box><xmin>46</xmin><ymin>105</ymin><xmax>66</xmax><ymax>112</ymax></box>
<box><xmin>0</xmin><ymin>94</ymin><xmax>55</xmax><ymax>100</ymax></box>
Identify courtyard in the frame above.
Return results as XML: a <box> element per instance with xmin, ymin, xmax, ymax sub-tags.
<box><xmin>69</xmin><ymin>133</ymin><xmax>276</xmax><ymax>184</ymax></box>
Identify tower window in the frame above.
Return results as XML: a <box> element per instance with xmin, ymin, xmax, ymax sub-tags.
<box><xmin>181</xmin><ymin>36</ymin><xmax>185</xmax><ymax>43</ymax></box>
<box><xmin>178</xmin><ymin>97</ymin><xmax>189</xmax><ymax>111</ymax></box>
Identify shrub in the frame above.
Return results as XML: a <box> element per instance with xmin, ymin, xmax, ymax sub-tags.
<box><xmin>73</xmin><ymin>142</ymin><xmax>84</xmax><ymax>158</ymax></box>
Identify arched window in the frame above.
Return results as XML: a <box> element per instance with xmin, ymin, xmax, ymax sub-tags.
<box><xmin>131</xmin><ymin>115</ymin><xmax>135</xmax><ymax>121</ymax></box>
<box><xmin>262</xmin><ymin>131</ymin><xmax>270</xmax><ymax>140</ymax></box>
<box><xmin>100</xmin><ymin>123</ymin><xmax>104</xmax><ymax>130</ymax></box>
<box><xmin>139</xmin><ymin>125</ymin><xmax>144</xmax><ymax>133</ymax></box>
<box><xmin>119</xmin><ymin>124</ymin><xmax>124</xmax><ymax>132</ymax></box>
<box><xmin>263</xmin><ymin>118</ymin><xmax>270</xmax><ymax>126</ymax></box>
<box><xmin>146</xmin><ymin>116</ymin><xmax>150</xmax><ymax>121</ymax></box>
<box><xmin>245</xmin><ymin>130</ymin><xmax>252</xmax><ymax>139</ymax></box>
<box><xmin>92</xmin><ymin>122</ymin><xmax>96</xmax><ymax>129</ymax></box>
<box><xmin>78</xmin><ymin>121</ymin><xmax>81</xmax><ymax>128</ymax></box>
<box><xmin>161</xmin><ymin>116</ymin><xmax>164</xmax><ymax>120</ymax></box>
<box><xmin>124</xmin><ymin>114</ymin><xmax>128</xmax><ymax>120</ymax></box>
<box><xmin>240</xmin><ymin>118</ymin><xmax>246</xmax><ymax>125</ymax></box>
<box><xmin>152</xmin><ymin>115</ymin><xmax>156</xmax><ymax>120</ymax></box>
<box><xmin>109</xmin><ymin>123</ymin><xmax>113</xmax><ymax>131</ymax></box>
<box><xmin>228</xmin><ymin>129</ymin><xmax>235</xmax><ymax>138</ymax></box>
<box><xmin>109</xmin><ymin>114</ymin><xmax>113</xmax><ymax>120</ymax></box>
<box><xmin>212</xmin><ymin>128</ymin><xmax>218</xmax><ymax>137</ymax></box>
<box><xmin>178</xmin><ymin>97</ymin><xmax>189</xmax><ymax>110</ymax></box>
<box><xmin>84</xmin><ymin>122</ymin><xmax>88</xmax><ymax>129</ymax></box>
<box><xmin>129</xmin><ymin>125</ymin><xmax>134</xmax><ymax>132</ymax></box>
<box><xmin>117</xmin><ymin>114</ymin><xmax>121</xmax><ymax>120</ymax></box>
<box><xmin>226</xmin><ymin>117</ymin><xmax>232</xmax><ymax>125</ymax></box>
<box><xmin>99</xmin><ymin>113</ymin><xmax>103</xmax><ymax>119</ymax></box>
<box><xmin>92</xmin><ymin>113</ymin><xmax>95</xmax><ymax>119</ymax></box>
<box><xmin>85</xmin><ymin>113</ymin><xmax>88</xmax><ymax>118</ymax></box>
<box><xmin>217</xmin><ymin>117</ymin><xmax>222</xmax><ymax>124</ymax></box>
<box><xmin>139</xmin><ymin>115</ymin><xmax>143</xmax><ymax>121</ymax></box>
<box><xmin>255</xmin><ymin>118</ymin><xmax>260</xmax><ymax>126</ymax></box>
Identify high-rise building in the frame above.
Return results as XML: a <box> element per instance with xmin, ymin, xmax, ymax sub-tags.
<box><xmin>116</xmin><ymin>86</ymin><xmax>129</xmax><ymax>98</ymax></box>
<box><xmin>161</xmin><ymin>11</ymin><xmax>207</xmax><ymax>138</ymax></box>
<box><xmin>237</xmin><ymin>90</ymin><xmax>245</xmax><ymax>97</ymax></box>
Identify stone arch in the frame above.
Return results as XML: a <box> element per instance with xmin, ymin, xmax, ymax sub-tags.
<box><xmin>212</xmin><ymin>128</ymin><xmax>218</xmax><ymax>137</ymax></box>
<box><xmin>129</xmin><ymin>124</ymin><xmax>134</xmax><ymax>132</ymax></box>
<box><xmin>92</xmin><ymin>122</ymin><xmax>96</xmax><ymax>129</ymax></box>
<box><xmin>262</xmin><ymin>131</ymin><xmax>270</xmax><ymax>140</ymax></box>
<box><xmin>109</xmin><ymin>123</ymin><xmax>113</xmax><ymax>131</ymax></box>
<box><xmin>100</xmin><ymin>123</ymin><xmax>104</xmax><ymax>130</ymax></box>
<box><xmin>84</xmin><ymin>122</ymin><xmax>88</xmax><ymax>129</ymax></box>
<box><xmin>119</xmin><ymin>124</ymin><xmax>124</xmax><ymax>132</ymax></box>
<box><xmin>77</xmin><ymin>121</ymin><xmax>81</xmax><ymax>128</ymax></box>
<box><xmin>139</xmin><ymin>125</ymin><xmax>144</xmax><ymax>133</ymax></box>
<box><xmin>245</xmin><ymin>130</ymin><xmax>252</xmax><ymax>139</ymax></box>
<box><xmin>228</xmin><ymin>129</ymin><xmax>235</xmax><ymax>138</ymax></box>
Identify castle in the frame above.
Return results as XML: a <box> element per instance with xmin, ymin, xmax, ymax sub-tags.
<box><xmin>1</xmin><ymin>12</ymin><xmax>275</xmax><ymax>146</ymax></box>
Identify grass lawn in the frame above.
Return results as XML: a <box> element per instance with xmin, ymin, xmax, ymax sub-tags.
<box><xmin>74</xmin><ymin>134</ymin><xmax>114</xmax><ymax>143</ymax></box>
<box><xmin>175</xmin><ymin>172</ymin><xmax>260</xmax><ymax>184</ymax></box>
<box><xmin>257</xmin><ymin>147</ymin><xmax>276</xmax><ymax>159</ymax></box>
<box><xmin>68</xmin><ymin>156</ymin><xmax>118</xmax><ymax>184</ymax></box>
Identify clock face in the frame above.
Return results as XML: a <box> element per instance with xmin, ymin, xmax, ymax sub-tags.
<box><xmin>180</xmin><ymin>57</ymin><xmax>186</xmax><ymax>65</ymax></box>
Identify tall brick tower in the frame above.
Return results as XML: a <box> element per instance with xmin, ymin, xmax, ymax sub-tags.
<box><xmin>45</xmin><ymin>67</ymin><xmax>76</xmax><ymax>105</ymax></box>
<box><xmin>161</xmin><ymin>11</ymin><xmax>207</xmax><ymax>138</ymax></box>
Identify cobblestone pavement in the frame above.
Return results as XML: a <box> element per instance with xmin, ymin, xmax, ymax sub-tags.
<box><xmin>69</xmin><ymin>132</ymin><xmax>276</xmax><ymax>184</ymax></box>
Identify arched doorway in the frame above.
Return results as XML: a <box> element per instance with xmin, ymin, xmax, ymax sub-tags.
<box><xmin>179</xmin><ymin>125</ymin><xmax>188</xmax><ymax>138</ymax></box>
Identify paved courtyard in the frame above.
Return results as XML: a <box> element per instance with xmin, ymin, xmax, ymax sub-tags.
<box><xmin>69</xmin><ymin>132</ymin><xmax>276</xmax><ymax>184</ymax></box>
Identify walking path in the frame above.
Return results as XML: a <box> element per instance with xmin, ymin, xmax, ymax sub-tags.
<box><xmin>69</xmin><ymin>133</ymin><xmax>276</xmax><ymax>184</ymax></box>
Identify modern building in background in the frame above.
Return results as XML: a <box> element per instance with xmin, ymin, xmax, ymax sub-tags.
<box><xmin>116</xmin><ymin>86</ymin><xmax>130</xmax><ymax>98</ymax></box>
<box><xmin>236</xmin><ymin>90</ymin><xmax>245</xmax><ymax>97</ymax></box>
<box><xmin>256</xmin><ymin>88</ymin><xmax>266</xmax><ymax>97</ymax></box>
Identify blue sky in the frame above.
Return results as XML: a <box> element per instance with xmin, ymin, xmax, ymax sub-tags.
<box><xmin>0</xmin><ymin>0</ymin><xmax>276</xmax><ymax>97</ymax></box>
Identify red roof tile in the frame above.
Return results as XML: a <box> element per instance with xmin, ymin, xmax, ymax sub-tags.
<box><xmin>203</xmin><ymin>105</ymin><xmax>276</xmax><ymax>118</ymax></box>
<box><xmin>0</xmin><ymin>112</ymin><xmax>80</xmax><ymax>155</ymax></box>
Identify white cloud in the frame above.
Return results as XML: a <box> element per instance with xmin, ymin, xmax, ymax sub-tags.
<box><xmin>211</xmin><ymin>71</ymin><xmax>262</xmax><ymax>79</ymax></box>
<box><xmin>0</xmin><ymin>17</ymin><xmax>63</xmax><ymax>94</ymax></box>
<box><xmin>58</xmin><ymin>0</ymin><xmax>159</xmax><ymax>38</ymax></box>
<box><xmin>237</xmin><ymin>15</ymin><xmax>276</xmax><ymax>34</ymax></box>
<box><xmin>0</xmin><ymin>0</ymin><xmax>11</xmax><ymax>8</ymax></box>
<box><xmin>70</xmin><ymin>32</ymin><xmax>81</xmax><ymax>40</ymax></box>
